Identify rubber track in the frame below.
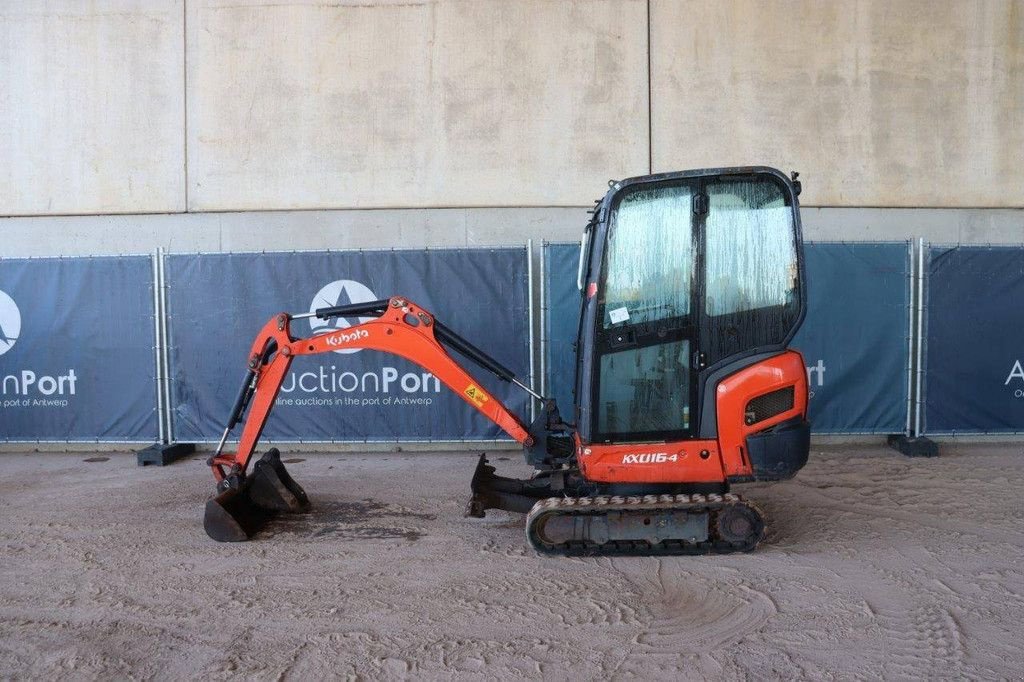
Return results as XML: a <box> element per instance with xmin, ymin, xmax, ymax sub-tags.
<box><xmin>525</xmin><ymin>493</ymin><xmax>765</xmax><ymax>556</ymax></box>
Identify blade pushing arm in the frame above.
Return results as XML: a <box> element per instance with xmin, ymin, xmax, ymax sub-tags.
<box><xmin>208</xmin><ymin>297</ymin><xmax>536</xmax><ymax>482</ymax></box>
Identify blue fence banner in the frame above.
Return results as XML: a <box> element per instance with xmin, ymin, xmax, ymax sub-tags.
<box><xmin>0</xmin><ymin>256</ymin><xmax>159</xmax><ymax>441</ymax></box>
<box><xmin>542</xmin><ymin>241</ymin><xmax>912</xmax><ymax>435</ymax></box>
<box><xmin>924</xmin><ymin>246</ymin><xmax>1024</xmax><ymax>434</ymax></box>
<box><xmin>791</xmin><ymin>242</ymin><xmax>911</xmax><ymax>433</ymax></box>
<box><xmin>542</xmin><ymin>243</ymin><xmax>581</xmax><ymax>416</ymax></box>
<box><xmin>165</xmin><ymin>248</ymin><xmax>529</xmax><ymax>442</ymax></box>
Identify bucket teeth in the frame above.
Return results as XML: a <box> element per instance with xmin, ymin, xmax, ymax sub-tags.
<box><xmin>203</xmin><ymin>448</ymin><xmax>309</xmax><ymax>542</ymax></box>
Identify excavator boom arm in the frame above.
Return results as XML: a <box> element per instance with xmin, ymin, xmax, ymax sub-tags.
<box><xmin>208</xmin><ymin>296</ymin><xmax>535</xmax><ymax>482</ymax></box>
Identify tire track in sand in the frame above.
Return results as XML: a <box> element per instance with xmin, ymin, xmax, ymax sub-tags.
<box><xmin>831</xmin><ymin>561</ymin><xmax>967</xmax><ymax>679</ymax></box>
<box><xmin>600</xmin><ymin>557</ymin><xmax>778</xmax><ymax>678</ymax></box>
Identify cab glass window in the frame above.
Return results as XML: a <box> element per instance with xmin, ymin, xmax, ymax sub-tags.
<box><xmin>597</xmin><ymin>340</ymin><xmax>691</xmax><ymax>437</ymax></box>
<box><xmin>704</xmin><ymin>179</ymin><xmax>797</xmax><ymax>317</ymax></box>
<box><xmin>601</xmin><ymin>184</ymin><xmax>694</xmax><ymax>329</ymax></box>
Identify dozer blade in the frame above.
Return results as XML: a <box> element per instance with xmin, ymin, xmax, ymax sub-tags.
<box><xmin>466</xmin><ymin>454</ymin><xmax>562</xmax><ymax>517</ymax></box>
<box><xmin>203</xmin><ymin>449</ymin><xmax>310</xmax><ymax>542</ymax></box>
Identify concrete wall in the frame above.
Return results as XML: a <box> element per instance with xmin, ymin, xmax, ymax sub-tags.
<box><xmin>0</xmin><ymin>1</ymin><xmax>185</xmax><ymax>215</ymax></box>
<box><xmin>1</xmin><ymin>0</ymin><xmax>1022</xmax><ymax>249</ymax></box>
<box><xmin>186</xmin><ymin>0</ymin><xmax>648</xmax><ymax>209</ymax></box>
<box><xmin>0</xmin><ymin>207</ymin><xmax>1021</xmax><ymax>258</ymax></box>
<box><xmin>651</xmin><ymin>0</ymin><xmax>1024</xmax><ymax>208</ymax></box>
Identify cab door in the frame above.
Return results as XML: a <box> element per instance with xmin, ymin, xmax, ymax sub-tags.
<box><xmin>589</xmin><ymin>181</ymin><xmax>700</xmax><ymax>444</ymax></box>
<box><xmin>699</xmin><ymin>175</ymin><xmax>803</xmax><ymax>367</ymax></box>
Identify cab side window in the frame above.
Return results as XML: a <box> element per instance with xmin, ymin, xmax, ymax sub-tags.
<box><xmin>702</xmin><ymin>179</ymin><xmax>800</xmax><ymax>363</ymax></box>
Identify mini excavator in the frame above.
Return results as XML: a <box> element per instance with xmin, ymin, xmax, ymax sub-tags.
<box><xmin>204</xmin><ymin>166</ymin><xmax>811</xmax><ymax>555</ymax></box>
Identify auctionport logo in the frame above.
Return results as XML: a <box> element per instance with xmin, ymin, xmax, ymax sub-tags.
<box><xmin>273</xmin><ymin>278</ymin><xmax>441</xmax><ymax>409</ymax></box>
<box><xmin>308</xmin><ymin>279</ymin><xmax>378</xmax><ymax>355</ymax></box>
<box><xmin>806</xmin><ymin>359</ymin><xmax>826</xmax><ymax>399</ymax></box>
<box><xmin>1</xmin><ymin>288</ymin><xmax>79</xmax><ymax>407</ymax></box>
<box><xmin>1006</xmin><ymin>360</ymin><xmax>1024</xmax><ymax>398</ymax></box>
<box><xmin>0</xmin><ymin>289</ymin><xmax>21</xmax><ymax>357</ymax></box>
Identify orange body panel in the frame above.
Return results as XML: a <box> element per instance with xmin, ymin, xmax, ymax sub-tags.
<box><xmin>578</xmin><ymin>437</ymin><xmax>726</xmax><ymax>484</ymax></box>
<box><xmin>716</xmin><ymin>350</ymin><xmax>808</xmax><ymax>478</ymax></box>
<box><xmin>577</xmin><ymin>350</ymin><xmax>808</xmax><ymax>484</ymax></box>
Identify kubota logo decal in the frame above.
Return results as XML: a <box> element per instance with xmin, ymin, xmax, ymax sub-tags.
<box><xmin>621</xmin><ymin>452</ymin><xmax>677</xmax><ymax>464</ymax></box>
<box><xmin>0</xmin><ymin>289</ymin><xmax>20</xmax><ymax>357</ymax></box>
<box><xmin>325</xmin><ymin>328</ymin><xmax>369</xmax><ymax>347</ymax></box>
<box><xmin>309</xmin><ymin>279</ymin><xmax>378</xmax><ymax>355</ymax></box>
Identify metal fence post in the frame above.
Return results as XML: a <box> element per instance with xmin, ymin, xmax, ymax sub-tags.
<box><xmin>137</xmin><ymin>247</ymin><xmax>196</xmax><ymax>465</ymax></box>
<box><xmin>904</xmin><ymin>240</ymin><xmax>914</xmax><ymax>437</ymax></box>
<box><xmin>151</xmin><ymin>250</ymin><xmax>166</xmax><ymax>444</ymax></box>
<box><xmin>539</xmin><ymin>241</ymin><xmax>548</xmax><ymax>400</ymax></box>
<box><xmin>526</xmin><ymin>239</ymin><xmax>537</xmax><ymax>422</ymax></box>
<box><xmin>914</xmin><ymin>238</ymin><xmax>926</xmax><ymax>437</ymax></box>
<box><xmin>158</xmin><ymin>247</ymin><xmax>174</xmax><ymax>442</ymax></box>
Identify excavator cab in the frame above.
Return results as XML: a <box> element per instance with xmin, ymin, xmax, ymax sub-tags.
<box><xmin>576</xmin><ymin>167</ymin><xmax>806</xmax><ymax>449</ymax></box>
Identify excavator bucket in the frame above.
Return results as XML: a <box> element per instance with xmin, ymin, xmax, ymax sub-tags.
<box><xmin>203</xmin><ymin>487</ymin><xmax>269</xmax><ymax>542</ymax></box>
<box><xmin>203</xmin><ymin>449</ymin><xmax>310</xmax><ymax>542</ymax></box>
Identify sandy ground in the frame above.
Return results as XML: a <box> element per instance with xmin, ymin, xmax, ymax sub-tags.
<box><xmin>0</xmin><ymin>443</ymin><xmax>1022</xmax><ymax>680</ymax></box>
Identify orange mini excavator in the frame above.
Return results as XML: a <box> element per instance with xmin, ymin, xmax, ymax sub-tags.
<box><xmin>204</xmin><ymin>167</ymin><xmax>811</xmax><ymax>555</ymax></box>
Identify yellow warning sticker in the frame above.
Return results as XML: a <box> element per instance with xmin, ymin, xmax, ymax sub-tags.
<box><xmin>464</xmin><ymin>384</ymin><xmax>489</xmax><ymax>407</ymax></box>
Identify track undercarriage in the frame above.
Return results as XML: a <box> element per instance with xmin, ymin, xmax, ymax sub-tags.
<box><xmin>467</xmin><ymin>455</ymin><xmax>766</xmax><ymax>556</ymax></box>
<box><xmin>525</xmin><ymin>493</ymin><xmax>764</xmax><ymax>556</ymax></box>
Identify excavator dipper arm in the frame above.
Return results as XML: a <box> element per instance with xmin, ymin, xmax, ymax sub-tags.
<box><xmin>203</xmin><ymin>296</ymin><xmax>541</xmax><ymax>541</ymax></box>
<box><xmin>209</xmin><ymin>296</ymin><xmax>536</xmax><ymax>481</ymax></box>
